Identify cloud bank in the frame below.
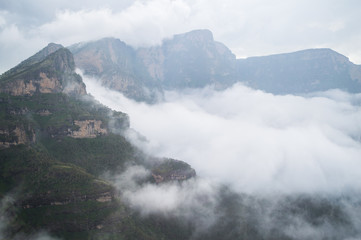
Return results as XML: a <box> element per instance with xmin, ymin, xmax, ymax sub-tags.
<box><xmin>82</xmin><ymin>73</ymin><xmax>361</xmax><ymax>195</ymax></box>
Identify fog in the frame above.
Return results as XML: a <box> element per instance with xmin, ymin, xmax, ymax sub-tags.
<box><xmin>82</xmin><ymin>73</ymin><xmax>361</xmax><ymax>195</ymax></box>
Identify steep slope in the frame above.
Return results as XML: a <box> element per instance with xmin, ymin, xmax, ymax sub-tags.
<box><xmin>0</xmin><ymin>44</ymin><xmax>86</xmax><ymax>97</ymax></box>
<box><xmin>71</xmin><ymin>30</ymin><xmax>361</xmax><ymax>100</ymax></box>
<box><xmin>237</xmin><ymin>48</ymin><xmax>361</xmax><ymax>94</ymax></box>
<box><xmin>138</xmin><ymin>29</ymin><xmax>237</xmax><ymax>89</ymax></box>
<box><xmin>70</xmin><ymin>38</ymin><xmax>162</xmax><ymax>102</ymax></box>
<box><xmin>0</xmin><ymin>44</ymin><xmax>197</xmax><ymax>239</ymax></box>
<box><xmin>0</xmin><ymin>43</ymin><xmax>63</xmax><ymax>79</ymax></box>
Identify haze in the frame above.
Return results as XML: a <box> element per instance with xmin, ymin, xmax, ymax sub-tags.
<box><xmin>2</xmin><ymin>0</ymin><xmax>361</xmax><ymax>74</ymax></box>
<box><xmin>82</xmin><ymin>73</ymin><xmax>361</xmax><ymax>195</ymax></box>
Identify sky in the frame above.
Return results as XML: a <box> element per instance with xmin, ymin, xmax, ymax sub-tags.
<box><xmin>1</xmin><ymin>0</ymin><xmax>361</xmax><ymax>74</ymax></box>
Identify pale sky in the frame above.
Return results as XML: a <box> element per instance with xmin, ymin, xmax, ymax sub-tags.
<box><xmin>1</xmin><ymin>0</ymin><xmax>361</xmax><ymax>74</ymax></box>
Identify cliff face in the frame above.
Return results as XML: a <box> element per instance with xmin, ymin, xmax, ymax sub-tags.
<box><xmin>71</xmin><ymin>30</ymin><xmax>237</xmax><ymax>101</ymax></box>
<box><xmin>138</xmin><ymin>29</ymin><xmax>237</xmax><ymax>89</ymax></box>
<box><xmin>0</xmin><ymin>45</ymin><xmax>86</xmax><ymax>97</ymax></box>
<box><xmin>70</xmin><ymin>38</ymin><xmax>161</xmax><ymax>102</ymax></box>
<box><xmin>71</xmin><ymin>30</ymin><xmax>361</xmax><ymax>100</ymax></box>
<box><xmin>0</xmin><ymin>126</ymin><xmax>35</xmax><ymax>148</ymax></box>
<box><xmin>237</xmin><ymin>48</ymin><xmax>361</xmax><ymax>94</ymax></box>
<box><xmin>70</xmin><ymin>120</ymin><xmax>108</xmax><ymax>138</ymax></box>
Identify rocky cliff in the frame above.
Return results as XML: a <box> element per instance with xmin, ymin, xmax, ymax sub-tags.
<box><xmin>71</xmin><ymin>30</ymin><xmax>361</xmax><ymax>100</ymax></box>
<box><xmin>137</xmin><ymin>29</ymin><xmax>237</xmax><ymax>89</ymax></box>
<box><xmin>0</xmin><ymin>42</ymin><xmax>199</xmax><ymax>240</ymax></box>
<box><xmin>0</xmin><ymin>44</ymin><xmax>86</xmax><ymax>97</ymax></box>
<box><xmin>70</xmin><ymin>38</ymin><xmax>161</xmax><ymax>102</ymax></box>
<box><xmin>70</xmin><ymin>120</ymin><xmax>108</xmax><ymax>138</ymax></box>
<box><xmin>70</xmin><ymin>30</ymin><xmax>237</xmax><ymax>101</ymax></box>
<box><xmin>237</xmin><ymin>48</ymin><xmax>361</xmax><ymax>94</ymax></box>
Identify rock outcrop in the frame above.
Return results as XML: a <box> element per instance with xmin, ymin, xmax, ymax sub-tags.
<box><xmin>0</xmin><ymin>44</ymin><xmax>86</xmax><ymax>97</ymax></box>
<box><xmin>70</xmin><ymin>120</ymin><xmax>108</xmax><ymax>138</ymax></box>
<box><xmin>151</xmin><ymin>159</ymin><xmax>196</xmax><ymax>183</ymax></box>
<box><xmin>237</xmin><ymin>48</ymin><xmax>361</xmax><ymax>94</ymax></box>
<box><xmin>138</xmin><ymin>29</ymin><xmax>237</xmax><ymax>90</ymax></box>
<box><xmin>70</xmin><ymin>38</ymin><xmax>161</xmax><ymax>102</ymax></box>
<box><xmin>0</xmin><ymin>125</ymin><xmax>36</xmax><ymax>148</ymax></box>
<box><xmin>21</xmin><ymin>190</ymin><xmax>114</xmax><ymax>209</ymax></box>
<box><xmin>71</xmin><ymin>30</ymin><xmax>361</xmax><ymax>100</ymax></box>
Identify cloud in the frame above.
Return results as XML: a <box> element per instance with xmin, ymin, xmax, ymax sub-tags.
<box><xmin>2</xmin><ymin>0</ymin><xmax>361</xmax><ymax>73</ymax></box>
<box><xmin>81</xmin><ymin>71</ymin><xmax>361</xmax><ymax>238</ymax></box>
<box><xmin>82</xmin><ymin>73</ymin><xmax>361</xmax><ymax>195</ymax></box>
<box><xmin>0</xmin><ymin>0</ymin><xmax>192</xmax><ymax>73</ymax></box>
<box><xmin>103</xmin><ymin>164</ymin><xmax>220</xmax><ymax>236</ymax></box>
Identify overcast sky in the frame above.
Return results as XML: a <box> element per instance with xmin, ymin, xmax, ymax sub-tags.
<box><xmin>1</xmin><ymin>0</ymin><xmax>361</xmax><ymax>74</ymax></box>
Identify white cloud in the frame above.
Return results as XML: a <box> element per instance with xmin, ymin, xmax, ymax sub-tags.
<box><xmin>106</xmin><ymin>164</ymin><xmax>219</xmax><ymax>232</ymax></box>
<box><xmin>2</xmin><ymin>0</ymin><xmax>361</xmax><ymax>74</ymax></box>
<box><xmin>83</xmin><ymin>74</ymin><xmax>361</xmax><ymax>195</ymax></box>
<box><xmin>35</xmin><ymin>0</ymin><xmax>192</xmax><ymax>47</ymax></box>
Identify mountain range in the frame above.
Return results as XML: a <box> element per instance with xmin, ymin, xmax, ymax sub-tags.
<box><xmin>1</xmin><ymin>29</ymin><xmax>361</xmax><ymax>239</ymax></box>
<box><xmin>70</xmin><ymin>29</ymin><xmax>361</xmax><ymax>102</ymax></box>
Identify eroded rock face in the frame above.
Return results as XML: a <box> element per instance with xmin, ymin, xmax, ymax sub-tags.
<box><xmin>0</xmin><ymin>126</ymin><xmax>36</xmax><ymax>148</ymax></box>
<box><xmin>2</xmin><ymin>72</ymin><xmax>62</xmax><ymax>96</ymax></box>
<box><xmin>70</xmin><ymin>38</ymin><xmax>161</xmax><ymax>102</ymax></box>
<box><xmin>0</xmin><ymin>46</ymin><xmax>87</xmax><ymax>97</ymax></box>
<box><xmin>70</xmin><ymin>120</ymin><xmax>108</xmax><ymax>138</ymax></box>
<box><xmin>22</xmin><ymin>191</ymin><xmax>114</xmax><ymax>209</ymax></box>
<box><xmin>138</xmin><ymin>29</ymin><xmax>237</xmax><ymax>89</ymax></box>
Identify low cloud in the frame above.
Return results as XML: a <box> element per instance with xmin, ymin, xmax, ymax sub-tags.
<box><xmin>82</xmin><ymin>73</ymin><xmax>361</xmax><ymax>238</ymax></box>
<box><xmin>83</xmin><ymin>74</ymin><xmax>361</xmax><ymax>195</ymax></box>
<box><xmin>104</xmin><ymin>164</ymin><xmax>219</xmax><ymax>234</ymax></box>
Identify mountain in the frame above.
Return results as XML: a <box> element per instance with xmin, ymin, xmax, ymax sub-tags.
<box><xmin>71</xmin><ymin>30</ymin><xmax>361</xmax><ymax>101</ymax></box>
<box><xmin>69</xmin><ymin>38</ymin><xmax>162</xmax><ymax>102</ymax></box>
<box><xmin>0</xmin><ymin>44</ymin><xmax>197</xmax><ymax>239</ymax></box>
<box><xmin>0</xmin><ymin>43</ymin><xmax>86</xmax><ymax>97</ymax></box>
<box><xmin>70</xmin><ymin>30</ymin><xmax>237</xmax><ymax>101</ymax></box>
<box><xmin>237</xmin><ymin>48</ymin><xmax>361</xmax><ymax>94</ymax></box>
<box><xmin>137</xmin><ymin>29</ymin><xmax>237</xmax><ymax>89</ymax></box>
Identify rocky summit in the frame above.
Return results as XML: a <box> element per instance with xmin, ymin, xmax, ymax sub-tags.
<box><xmin>0</xmin><ymin>44</ymin><xmax>86</xmax><ymax>97</ymax></box>
<box><xmin>237</xmin><ymin>48</ymin><xmax>361</xmax><ymax>94</ymax></box>
<box><xmin>71</xmin><ymin>30</ymin><xmax>361</xmax><ymax>101</ymax></box>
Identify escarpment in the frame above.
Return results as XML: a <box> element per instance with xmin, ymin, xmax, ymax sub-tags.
<box><xmin>0</xmin><ymin>44</ymin><xmax>86</xmax><ymax>97</ymax></box>
<box><xmin>0</xmin><ymin>42</ymin><xmax>199</xmax><ymax>239</ymax></box>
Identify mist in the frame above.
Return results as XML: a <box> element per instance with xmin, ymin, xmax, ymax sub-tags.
<box><xmin>78</xmin><ymin>71</ymin><xmax>361</xmax><ymax>238</ymax></box>
<box><xmin>82</xmin><ymin>72</ymin><xmax>361</xmax><ymax>195</ymax></box>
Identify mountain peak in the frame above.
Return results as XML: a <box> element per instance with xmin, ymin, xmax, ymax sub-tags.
<box><xmin>0</xmin><ymin>45</ymin><xmax>86</xmax><ymax>97</ymax></box>
<box><xmin>287</xmin><ymin>48</ymin><xmax>349</xmax><ymax>63</ymax></box>
<box><xmin>173</xmin><ymin>29</ymin><xmax>214</xmax><ymax>43</ymax></box>
<box><xmin>0</xmin><ymin>43</ymin><xmax>64</xmax><ymax>79</ymax></box>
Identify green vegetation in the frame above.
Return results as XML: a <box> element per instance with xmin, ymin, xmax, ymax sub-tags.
<box><xmin>152</xmin><ymin>158</ymin><xmax>192</xmax><ymax>175</ymax></box>
<box><xmin>41</xmin><ymin>134</ymin><xmax>139</xmax><ymax>176</ymax></box>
